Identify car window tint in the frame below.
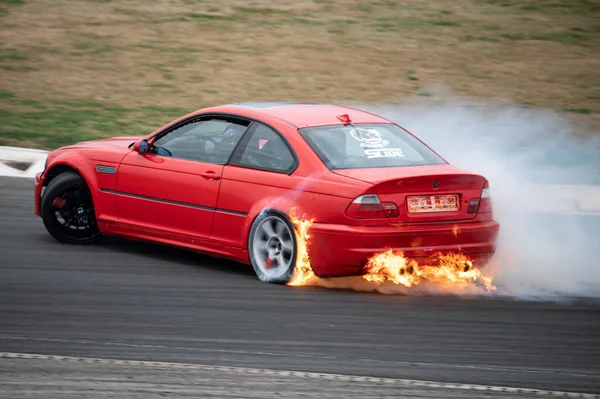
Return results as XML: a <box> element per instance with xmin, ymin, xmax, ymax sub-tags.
<box><xmin>299</xmin><ymin>124</ymin><xmax>445</xmax><ymax>169</ymax></box>
<box><xmin>150</xmin><ymin>118</ymin><xmax>249</xmax><ymax>164</ymax></box>
<box><xmin>236</xmin><ymin>124</ymin><xmax>295</xmax><ymax>172</ymax></box>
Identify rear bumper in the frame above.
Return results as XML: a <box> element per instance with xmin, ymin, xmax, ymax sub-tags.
<box><xmin>34</xmin><ymin>172</ymin><xmax>44</xmax><ymax>216</ymax></box>
<box><xmin>307</xmin><ymin>220</ymin><xmax>500</xmax><ymax>278</ymax></box>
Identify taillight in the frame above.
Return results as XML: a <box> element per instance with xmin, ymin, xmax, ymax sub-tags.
<box><xmin>382</xmin><ymin>202</ymin><xmax>399</xmax><ymax>218</ymax></box>
<box><xmin>478</xmin><ymin>185</ymin><xmax>492</xmax><ymax>213</ymax></box>
<box><xmin>466</xmin><ymin>183</ymin><xmax>492</xmax><ymax>214</ymax></box>
<box><xmin>346</xmin><ymin>194</ymin><xmax>399</xmax><ymax>219</ymax></box>
<box><xmin>466</xmin><ymin>198</ymin><xmax>480</xmax><ymax>214</ymax></box>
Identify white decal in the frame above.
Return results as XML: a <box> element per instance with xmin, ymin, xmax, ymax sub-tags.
<box><xmin>364</xmin><ymin>148</ymin><xmax>405</xmax><ymax>159</ymax></box>
<box><xmin>350</xmin><ymin>128</ymin><xmax>389</xmax><ymax>149</ymax></box>
<box><xmin>258</xmin><ymin>139</ymin><xmax>269</xmax><ymax>150</ymax></box>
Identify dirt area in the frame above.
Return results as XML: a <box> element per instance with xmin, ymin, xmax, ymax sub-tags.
<box><xmin>0</xmin><ymin>0</ymin><xmax>598</xmax><ymax>148</ymax></box>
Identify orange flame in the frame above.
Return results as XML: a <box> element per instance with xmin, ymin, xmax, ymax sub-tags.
<box><xmin>287</xmin><ymin>208</ymin><xmax>495</xmax><ymax>294</ymax></box>
<box><xmin>452</xmin><ymin>224</ymin><xmax>460</xmax><ymax>238</ymax></box>
<box><xmin>287</xmin><ymin>207</ymin><xmax>316</xmax><ymax>286</ymax></box>
<box><xmin>364</xmin><ymin>250</ymin><xmax>495</xmax><ymax>292</ymax></box>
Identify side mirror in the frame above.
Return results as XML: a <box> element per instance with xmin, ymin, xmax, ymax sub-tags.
<box><xmin>133</xmin><ymin>139</ymin><xmax>149</xmax><ymax>154</ymax></box>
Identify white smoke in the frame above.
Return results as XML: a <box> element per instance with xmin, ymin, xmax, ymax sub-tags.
<box><xmin>353</xmin><ymin>92</ymin><xmax>600</xmax><ymax>299</ymax></box>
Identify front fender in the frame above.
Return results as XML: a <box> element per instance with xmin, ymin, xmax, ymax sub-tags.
<box><xmin>42</xmin><ymin>149</ymin><xmax>121</xmax><ymax>225</ymax></box>
<box><xmin>45</xmin><ymin>150</ymin><xmax>101</xmax><ymax>193</ymax></box>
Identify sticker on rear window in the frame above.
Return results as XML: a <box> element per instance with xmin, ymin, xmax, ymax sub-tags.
<box><xmin>364</xmin><ymin>148</ymin><xmax>405</xmax><ymax>158</ymax></box>
<box><xmin>351</xmin><ymin>128</ymin><xmax>389</xmax><ymax>149</ymax></box>
<box><xmin>258</xmin><ymin>139</ymin><xmax>269</xmax><ymax>150</ymax></box>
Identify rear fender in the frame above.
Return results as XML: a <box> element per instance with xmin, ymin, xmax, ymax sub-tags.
<box><xmin>245</xmin><ymin>196</ymin><xmax>308</xmax><ymax>243</ymax></box>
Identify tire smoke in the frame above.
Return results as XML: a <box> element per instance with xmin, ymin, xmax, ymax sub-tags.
<box><xmin>354</xmin><ymin>93</ymin><xmax>600</xmax><ymax>299</ymax></box>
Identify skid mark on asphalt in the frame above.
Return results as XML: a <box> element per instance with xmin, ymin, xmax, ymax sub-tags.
<box><xmin>0</xmin><ymin>334</ymin><xmax>596</xmax><ymax>379</ymax></box>
<box><xmin>1</xmin><ymin>352</ymin><xmax>597</xmax><ymax>398</ymax></box>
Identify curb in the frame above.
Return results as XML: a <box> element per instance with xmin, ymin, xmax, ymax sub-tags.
<box><xmin>0</xmin><ymin>146</ymin><xmax>48</xmax><ymax>178</ymax></box>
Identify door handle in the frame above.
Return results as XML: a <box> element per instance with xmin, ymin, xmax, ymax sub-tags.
<box><xmin>200</xmin><ymin>171</ymin><xmax>221</xmax><ymax>180</ymax></box>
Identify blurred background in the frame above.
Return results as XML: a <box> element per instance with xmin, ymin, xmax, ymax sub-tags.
<box><xmin>1</xmin><ymin>2</ymin><xmax>600</xmax><ymax>397</ymax></box>
<box><xmin>1</xmin><ymin>0</ymin><xmax>598</xmax><ymax>149</ymax></box>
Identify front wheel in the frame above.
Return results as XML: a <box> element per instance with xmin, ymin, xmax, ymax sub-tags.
<box><xmin>248</xmin><ymin>211</ymin><xmax>297</xmax><ymax>284</ymax></box>
<box><xmin>40</xmin><ymin>171</ymin><xmax>102</xmax><ymax>244</ymax></box>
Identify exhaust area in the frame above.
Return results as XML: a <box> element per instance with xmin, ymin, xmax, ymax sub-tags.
<box><xmin>288</xmin><ymin>93</ymin><xmax>600</xmax><ymax>299</ymax></box>
<box><xmin>287</xmin><ymin>208</ymin><xmax>496</xmax><ymax>297</ymax></box>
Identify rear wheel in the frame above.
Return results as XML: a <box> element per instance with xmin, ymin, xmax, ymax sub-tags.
<box><xmin>248</xmin><ymin>211</ymin><xmax>297</xmax><ymax>284</ymax></box>
<box><xmin>41</xmin><ymin>171</ymin><xmax>102</xmax><ymax>244</ymax></box>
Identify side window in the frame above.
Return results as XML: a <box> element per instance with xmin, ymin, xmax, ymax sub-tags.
<box><xmin>234</xmin><ymin>124</ymin><xmax>295</xmax><ymax>172</ymax></box>
<box><xmin>150</xmin><ymin>118</ymin><xmax>249</xmax><ymax>164</ymax></box>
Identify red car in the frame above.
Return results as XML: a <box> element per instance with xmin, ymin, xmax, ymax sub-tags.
<box><xmin>34</xmin><ymin>102</ymin><xmax>499</xmax><ymax>284</ymax></box>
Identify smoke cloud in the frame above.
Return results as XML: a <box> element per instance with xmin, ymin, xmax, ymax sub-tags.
<box><xmin>353</xmin><ymin>91</ymin><xmax>600</xmax><ymax>299</ymax></box>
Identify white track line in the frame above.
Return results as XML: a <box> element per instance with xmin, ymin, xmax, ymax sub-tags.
<box><xmin>0</xmin><ymin>352</ymin><xmax>597</xmax><ymax>398</ymax></box>
<box><xmin>0</xmin><ymin>334</ymin><xmax>593</xmax><ymax>378</ymax></box>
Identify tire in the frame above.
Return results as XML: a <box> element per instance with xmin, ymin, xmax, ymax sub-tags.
<box><xmin>248</xmin><ymin>210</ymin><xmax>297</xmax><ymax>284</ymax></box>
<box><xmin>40</xmin><ymin>171</ymin><xmax>102</xmax><ymax>244</ymax></box>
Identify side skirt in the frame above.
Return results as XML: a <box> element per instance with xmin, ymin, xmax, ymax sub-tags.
<box><xmin>99</xmin><ymin>220</ymin><xmax>250</xmax><ymax>265</ymax></box>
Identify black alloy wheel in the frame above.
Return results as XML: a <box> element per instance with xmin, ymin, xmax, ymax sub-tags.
<box><xmin>41</xmin><ymin>171</ymin><xmax>102</xmax><ymax>244</ymax></box>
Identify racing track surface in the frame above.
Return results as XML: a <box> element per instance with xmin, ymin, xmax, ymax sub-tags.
<box><xmin>1</xmin><ymin>176</ymin><xmax>600</xmax><ymax>396</ymax></box>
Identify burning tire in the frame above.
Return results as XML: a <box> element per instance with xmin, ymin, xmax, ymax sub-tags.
<box><xmin>248</xmin><ymin>211</ymin><xmax>297</xmax><ymax>284</ymax></box>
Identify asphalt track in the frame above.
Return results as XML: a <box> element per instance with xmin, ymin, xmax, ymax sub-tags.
<box><xmin>1</xmin><ymin>176</ymin><xmax>599</xmax><ymax>397</ymax></box>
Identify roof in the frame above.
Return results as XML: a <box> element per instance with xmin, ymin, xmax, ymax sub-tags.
<box><xmin>226</xmin><ymin>102</ymin><xmax>391</xmax><ymax>128</ymax></box>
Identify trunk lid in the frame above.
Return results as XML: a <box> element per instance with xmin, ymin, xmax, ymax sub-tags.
<box><xmin>333</xmin><ymin>165</ymin><xmax>487</xmax><ymax>222</ymax></box>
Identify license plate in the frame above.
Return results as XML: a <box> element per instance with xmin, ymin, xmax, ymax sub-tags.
<box><xmin>407</xmin><ymin>194</ymin><xmax>459</xmax><ymax>213</ymax></box>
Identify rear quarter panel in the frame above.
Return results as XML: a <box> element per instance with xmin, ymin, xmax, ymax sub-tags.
<box><xmin>211</xmin><ymin>165</ymin><xmax>369</xmax><ymax>250</ymax></box>
<box><xmin>211</xmin><ymin>118</ymin><xmax>375</xmax><ymax>249</ymax></box>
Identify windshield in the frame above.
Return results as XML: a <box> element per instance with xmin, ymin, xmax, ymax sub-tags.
<box><xmin>299</xmin><ymin>123</ymin><xmax>446</xmax><ymax>169</ymax></box>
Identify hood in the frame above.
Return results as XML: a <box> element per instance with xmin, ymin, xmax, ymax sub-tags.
<box><xmin>60</xmin><ymin>136</ymin><xmax>144</xmax><ymax>151</ymax></box>
<box><xmin>53</xmin><ymin>136</ymin><xmax>145</xmax><ymax>164</ymax></box>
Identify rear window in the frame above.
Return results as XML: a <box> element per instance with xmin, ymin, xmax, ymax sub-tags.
<box><xmin>299</xmin><ymin>123</ymin><xmax>446</xmax><ymax>169</ymax></box>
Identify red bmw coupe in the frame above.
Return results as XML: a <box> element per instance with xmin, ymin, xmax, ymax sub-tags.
<box><xmin>34</xmin><ymin>102</ymin><xmax>499</xmax><ymax>284</ymax></box>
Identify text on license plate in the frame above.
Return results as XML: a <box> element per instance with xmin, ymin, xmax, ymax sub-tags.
<box><xmin>407</xmin><ymin>194</ymin><xmax>459</xmax><ymax>213</ymax></box>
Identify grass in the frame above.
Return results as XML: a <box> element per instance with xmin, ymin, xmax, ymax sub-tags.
<box><xmin>0</xmin><ymin>94</ymin><xmax>191</xmax><ymax>148</ymax></box>
<box><xmin>565</xmin><ymin>108</ymin><xmax>592</xmax><ymax>114</ymax></box>
<box><xmin>0</xmin><ymin>0</ymin><xmax>598</xmax><ymax>149</ymax></box>
<box><xmin>186</xmin><ymin>12</ymin><xmax>231</xmax><ymax>20</ymax></box>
